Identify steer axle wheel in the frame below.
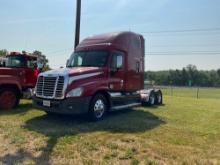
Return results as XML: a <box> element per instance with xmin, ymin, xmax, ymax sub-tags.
<box><xmin>88</xmin><ymin>94</ymin><xmax>107</xmax><ymax>121</ymax></box>
<box><xmin>0</xmin><ymin>87</ymin><xmax>20</xmax><ymax>109</ymax></box>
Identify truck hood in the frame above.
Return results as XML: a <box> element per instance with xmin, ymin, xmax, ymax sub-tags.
<box><xmin>40</xmin><ymin>67</ymin><xmax>102</xmax><ymax>77</ymax></box>
<box><xmin>0</xmin><ymin>67</ymin><xmax>22</xmax><ymax>76</ymax></box>
<box><xmin>40</xmin><ymin>67</ymin><xmax>104</xmax><ymax>84</ymax></box>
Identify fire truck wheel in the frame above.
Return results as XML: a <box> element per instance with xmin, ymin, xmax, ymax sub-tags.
<box><xmin>155</xmin><ymin>90</ymin><xmax>163</xmax><ymax>105</ymax></box>
<box><xmin>88</xmin><ymin>94</ymin><xmax>107</xmax><ymax>121</ymax></box>
<box><xmin>0</xmin><ymin>87</ymin><xmax>20</xmax><ymax>109</ymax></box>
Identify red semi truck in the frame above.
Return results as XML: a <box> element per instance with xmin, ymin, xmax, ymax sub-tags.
<box><xmin>33</xmin><ymin>32</ymin><xmax>162</xmax><ymax>120</ymax></box>
<box><xmin>0</xmin><ymin>52</ymin><xmax>40</xmax><ymax>109</ymax></box>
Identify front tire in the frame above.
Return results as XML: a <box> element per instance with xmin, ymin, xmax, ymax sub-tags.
<box><xmin>88</xmin><ymin>94</ymin><xmax>107</xmax><ymax>121</ymax></box>
<box><xmin>0</xmin><ymin>87</ymin><xmax>20</xmax><ymax>109</ymax></box>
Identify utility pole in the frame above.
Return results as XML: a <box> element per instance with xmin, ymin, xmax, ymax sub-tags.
<box><xmin>74</xmin><ymin>0</ymin><xmax>81</xmax><ymax>49</ymax></box>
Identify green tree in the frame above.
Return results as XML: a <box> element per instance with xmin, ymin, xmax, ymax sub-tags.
<box><xmin>31</xmin><ymin>50</ymin><xmax>50</xmax><ymax>71</ymax></box>
<box><xmin>0</xmin><ymin>49</ymin><xmax>8</xmax><ymax>57</ymax></box>
<box><xmin>181</xmin><ymin>68</ymin><xmax>188</xmax><ymax>86</ymax></box>
<box><xmin>217</xmin><ymin>69</ymin><xmax>220</xmax><ymax>77</ymax></box>
<box><xmin>185</xmin><ymin>64</ymin><xmax>199</xmax><ymax>86</ymax></box>
<box><xmin>144</xmin><ymin>65</ymin><xmax>220</xmax><ymax>87</ymax></box>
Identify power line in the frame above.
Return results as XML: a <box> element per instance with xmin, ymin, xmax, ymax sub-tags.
<box><xmin>142</xmin><ymin>27</ymin><xmax>220</xmax><ymax>34</ymax></box>
<box><xmin>150</xmin><ymin>44</ymin><xmax>220</xmax><ymax>48</ymax></box>
<box><xmin>150</xmin><ymin>52</ymin><xmax>220</xmax><ymax>54</ymax></box>
<box><xmin>45</xmin><ymin>48</ymin><xmax>73</xmax><ymax>54</ymax></box>
<box><xmin>146</xmin><ymin>52</ymin><xmax>220</xmax><ymax>56</ymax></box>
<box><xmin>145</xmin><ymin>50</ymin><xmax>220</xmax><ymax>56</ymax></box>
<box><xmin>143</xmin><ymin>33</ymin><xmax>220</xmax><ymax>38</ymax></box>
<box><xmin>148</xmin><ymin>51</ymin><xmax>220</xmax><ymax>53</ymax></box>
<box><xmin>44</xmin><ymin>48</ymin><xmax>220</xmax><ymax>56</ymax></box>
<box><xmin>146</xmin><ymin>54</ymin><xmax>220</xmax><ymax>56</ymax></box>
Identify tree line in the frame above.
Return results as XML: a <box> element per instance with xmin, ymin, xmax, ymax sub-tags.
<box><xmin>145</xmin><ymin>64</ymin><xmax>220</xmax><ymax>87</ymax></box>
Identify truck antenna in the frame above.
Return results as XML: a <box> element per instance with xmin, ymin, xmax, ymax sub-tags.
<box><xmin>74</xmin><ymin>0</ymin><xmax>81</xmax><ymax>49</ymax></box>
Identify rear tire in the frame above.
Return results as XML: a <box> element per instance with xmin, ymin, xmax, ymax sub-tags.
<box><xmin>155</xmin><ymin>90</ymin><xmax>163</xmax><ymax>105</ymax></box>
<box><xmin>88</xmin><ymin>94</ymin><xmax>107</xmax><ymax>121</ymax></box>
<box><xmin>0</xmin><ymin>87</ymin><xmax>20</xmax><ymax>109</ymax></box>
<box><xmin>147</xmin><ymin>91</ymin><xmax>156</xmax><ymax>106</ymax></box>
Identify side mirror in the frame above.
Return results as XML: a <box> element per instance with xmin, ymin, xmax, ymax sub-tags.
<box><xmin>66</xmin><ymin>59</ymin><xmax>69</xmax><ymax>67</ymax></box>
<box><xmin>32</xmin><ymin>62</ymin><xmax>38</xmax><ymax>69</ymax></box>
<box><xmin>37</xmin><ymin>63</ymin><xmax>44</xmax><ymax>70</ymax></box>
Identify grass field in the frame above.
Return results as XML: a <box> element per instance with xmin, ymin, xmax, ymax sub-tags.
<box><xmin>162</xmin><ymin>87</ymin><xmax>220</xmax><ymax>99</ymax></box>
<box><xmin>0</xmin><ymin>91</ymin><xmax>220</xmax><ymax>164</ymax></box>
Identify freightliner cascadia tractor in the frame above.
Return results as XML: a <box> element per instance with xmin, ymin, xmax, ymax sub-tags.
<box><xmin>0</xmin><ymin>52</ymin><xmax>40</xmax><ymax>109</ymax></box>
<box><xmin>33</xmin><ymin>32</ymin><xmax>163</xmax><ymax>121</ymax></box>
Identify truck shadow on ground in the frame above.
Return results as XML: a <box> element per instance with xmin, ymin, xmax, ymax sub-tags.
<box><xmin>0</xmin><ymin>108</ymin><xmax>165</xmax><ymax>165</ymax></box>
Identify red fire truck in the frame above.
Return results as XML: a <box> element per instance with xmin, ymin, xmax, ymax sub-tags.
<box><xmin>33</xmin><ymin>32</ymin><xmax>163</xmax><ymax>121</ymax></box>
<box><xmin>0</xmin><ymin>52</ymin><xmax>40</xmax><ymax>109</ymax></box>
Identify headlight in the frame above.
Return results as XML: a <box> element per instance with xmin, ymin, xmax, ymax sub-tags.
<box><xmin>66</xmin><ymin>87</ymin><xmax>83</xmax><ymax>98</ymax></box>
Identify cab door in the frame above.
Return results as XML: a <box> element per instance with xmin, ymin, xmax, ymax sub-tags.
<box><xmin>108</xmin><ymin>51</ymin><xmax>125</xmax><ymax>91</ymax></box>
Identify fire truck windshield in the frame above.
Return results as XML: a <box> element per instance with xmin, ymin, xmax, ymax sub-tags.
<box><xmin>6</xmin><ymin>56</ymin><xmax>26</xmax><ymax>68</ymax></box>
<box><xmin>67</xmin><ymin>51</ymin><xmax>109</xmax><ymax>68</ymax></box>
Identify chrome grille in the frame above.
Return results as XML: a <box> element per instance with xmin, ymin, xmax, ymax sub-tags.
<box><xmin>55</xmin><ymin>76</ymin><xmax>64</xmax><ymax>98</ymax></box>
<box><xmin>36</xmin><ymin>76</ymin><xmax>65</xmax><ymax>99</ymax></box>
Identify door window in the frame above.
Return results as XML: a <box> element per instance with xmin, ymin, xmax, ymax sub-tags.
<box><xmin>27</xmin><ymin>59</ymin><xmax>37</xmax><ymax>69</ymax></box>
<box><xmin>111</xmin><ymin>52</ymin><xmax>123</xmax><ymax>70</ymax></box>
<box><xmin>6</xmin><ymin>56</ymin><xmax>25</xmax><ymax>68</ymax></box>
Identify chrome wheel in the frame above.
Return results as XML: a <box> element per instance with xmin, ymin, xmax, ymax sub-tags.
<box><xmin>93</xmin><ymin>99</ymin><xmax>105</xmax><ymax>119</ymax></box>
<box><xmin>89</xmin><ymin>94</ymin><xmax>107</xmax><ymax>121</ymax></box>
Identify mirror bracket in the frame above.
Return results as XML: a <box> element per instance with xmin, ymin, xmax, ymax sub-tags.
<box><xmin>66</xmin><ymin>59</ymin><xmax>70</xmax><ymax>67</ymax></box>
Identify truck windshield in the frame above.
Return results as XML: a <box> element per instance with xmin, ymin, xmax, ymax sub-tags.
<box><xmin>67</xmin><ymin>51</ymin><xmax>109</xmax><ymax>68</ymax></box>
<box><xmin>6</xmin><ymin>56</ymin><xmax>26</xmax><ymax>68</ymax></box>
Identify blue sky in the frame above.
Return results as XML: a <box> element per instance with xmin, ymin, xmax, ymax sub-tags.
<box><xmin>0</xmin><ymin>0</ymin><xmax>220</xmax><ymax>70</ymax></box>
